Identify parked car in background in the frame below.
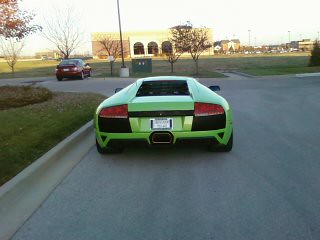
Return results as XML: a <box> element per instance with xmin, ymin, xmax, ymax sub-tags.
<box><xmin>55</xmin><ymin>59</ymin><xmax>92</xmax><ymax>81</ymax></box>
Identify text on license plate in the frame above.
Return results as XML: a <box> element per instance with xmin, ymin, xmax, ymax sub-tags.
<box><xmin>150</xmin><ymin>118</ymin><xmax>173</xmax><ymax>130</ymax></box>
<box><xmin>63</xmin><ymin>68</ymin><xmax>70</xmax><ymax>71</ymax></box>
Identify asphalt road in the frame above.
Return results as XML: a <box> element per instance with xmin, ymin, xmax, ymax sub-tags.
<box><xmin>8</xmin><ymin>75</ymin><xmax>320</xmax><ymax>240</ymax></box>
<box><xmin>0</xmin><ymin>76</ymin><xmax>135</xmax><ymax>97</ymax></box>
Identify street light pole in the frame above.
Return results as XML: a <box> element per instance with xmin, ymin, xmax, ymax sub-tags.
<box><xmin>288</xmin><ymin>30</ymin><xmax>291</xmax><ymax>43</ymax></box>
<box><xmin>117</xmin><ymin>0</ymin><xmax>125</xmax><ymax>68</ymax></box>
<box><xmin>248</xmin><ymin>29</ymin><xmax>251</xmax><ymax>46</ymax></box>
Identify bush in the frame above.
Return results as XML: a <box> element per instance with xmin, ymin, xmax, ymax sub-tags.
<box><xmin>309</xmin><ymin>40</ymin><xmax>320</xmax><ymax>66</ymax></box>
<box><xmin>0</xmin><ymin>85</ymin><xmax>53</xmax><ymax>110</ymax></box>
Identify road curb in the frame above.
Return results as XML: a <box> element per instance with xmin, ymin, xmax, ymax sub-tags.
<box><xmin>296</xmin><ymin>72</ymin><xmax>320</xmax><ymax>77</ymax></box>
<box><xmin>0</xmin><ymin>121</ymin><xmax>95</xmax><ymax>240</ymax></box>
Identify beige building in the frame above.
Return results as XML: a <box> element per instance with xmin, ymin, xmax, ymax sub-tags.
<box><xmin>288</xmin><ymin>39</ymin><xmax>316</xmax><ymax>51</ymax></box>
<box><xmin>214</xmin><ymin>39</ymin><xmax>241</xmax><ymax>53</ymax></box>
<box><xmin>298</xmin><ymin>39</ymin><xmax>315</xmax><ymax>51</ymax></box>
<box><xmin>35</xmin><ymin>50</ymin><xmax>61</xmax><ymax>59</ymax></box>
<box><xmin>91</xmin><ymin>29</ymin><xmax>214</xmax><ymax>59</ymax></box>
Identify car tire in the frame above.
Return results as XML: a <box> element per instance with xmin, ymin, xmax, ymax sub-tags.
<box><xmin>80</xmin><ymin>71</ymin><xmax>84</xmax><ymax>80</ymax></box>
<box><xmin>96</xmin><ymin>139</ymin><xmax>123</xmax><ymax>154</ymax></box>
<box><xmin>219</xmin><ymin>132</ymin><xmax>233</xmax><ymax>152</ymax></box>
<box><xmin>208</xmin><ymin>132</ymin><xmax>233</xmax><ymax>152</ymax></box>
<box><xmin>57</xmin><ymin>76</ymin><xmax>63</xmax><ymax>81</ymax></box>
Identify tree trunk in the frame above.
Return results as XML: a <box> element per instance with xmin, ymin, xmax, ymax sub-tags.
<box><xmin>171</xmin><ymin>62</ymin><xmax>174</xmax><ymax>73</ymax></box>
<box><xmin>195</xmin><ymin>60</ymin><xmax>199</xmax><ymax>75</ymax></box>
<box><xmin>110</xmin><ymin>61</ymin><xmax>114</xmax><ymax>76</ymax></box>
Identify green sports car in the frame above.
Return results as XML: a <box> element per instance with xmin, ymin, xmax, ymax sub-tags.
<box><xmin>94</xmin><ymin>76</ymin><xmax>233</xmax><ymax>153</ymax></box>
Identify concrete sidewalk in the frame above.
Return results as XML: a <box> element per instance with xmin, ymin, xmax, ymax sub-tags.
<box><xmin>296</xmin><ymin>72</ymin><xmax>320</xmax><ymax>77</ymax></box>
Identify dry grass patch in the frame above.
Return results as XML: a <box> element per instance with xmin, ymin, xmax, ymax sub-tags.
<box><xmin>0</xmin><ymin>85</ymin><xmax>53</xmax><ymax>110</ymax></box>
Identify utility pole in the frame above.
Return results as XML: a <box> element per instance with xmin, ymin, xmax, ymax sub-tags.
<box><xmin>248</xmin><ymin>29</ymin><xmax>251</xmax><ymax>46</ymax></box>
<box><xmin>117</xmin><ymin>0</ymin><xmax>125</xmax><ymax>67</ymax></box>
<box><xmin>116</xmin><ymin>0</ymin><xmax>129</xmax><ymax>77</ymax></box>
<box><xmin>288</xmin><ymin>30</ymin><xmax>291</xmax><ymax>43</ymax></box>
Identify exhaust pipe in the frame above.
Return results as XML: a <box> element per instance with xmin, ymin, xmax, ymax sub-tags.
<box><xmin>150</xmin><ymin>132</ymin><xmax>173</xmax><ymax>144</ymax></box>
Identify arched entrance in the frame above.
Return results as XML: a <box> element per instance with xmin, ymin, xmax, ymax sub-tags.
<box><xmin>134</xmin><ymin>42</ymin><xmax>145</xmax><ymax>55</ymax></box>
<box><xmin>147</xmin><ymin>42</ymin><xmax>159</xmax><ymax>55</ymax></box>
<box><xmin>161</xmin><ymin>41</ymin><xmax>172</xmax><ymax>54</ymax></box>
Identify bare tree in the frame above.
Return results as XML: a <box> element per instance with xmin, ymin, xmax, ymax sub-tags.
<box><xmin>0</xmin><ymin>38</ymin><xmax>25</xmax><ymax>73</ymax></box>
<box><xmin>188</xmin><ymin>27</ymin><xmax>212</xmax><ymax>75</ymax></box>
<box><xmin>0</xmin><ymin>0</ymin><xmax>40</xmax><ymax>73</ymax></box>
<box><xmin>171</xmin><ymin>22</ymin><xmax>212</xmax><ymax>75</ymax></box>
<box><xmin>99</xmin><ymin>36</ymin><xmax>122</xmax><ymax>59</ymax></box>
<box><xmin>41</xmin><ymin>6</ymin><xmax>83</xmax><ymax>59</ymax></box>
<box><xmin>162</xmin><ymin>40</ymin><xmax>182</xmax><ymax>73</ymax></box>
<box><xmin>98</xmin><ymin>36</ymin><xmax>122</xmax><ymax>76</ymax></box>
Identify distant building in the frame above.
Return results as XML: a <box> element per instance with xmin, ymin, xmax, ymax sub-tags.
<box><xmin>214</xmin><ymin>39</ymin><xmax>241</xmax><ymax>53</ymax></box>
<box><xmin>287</xmin><ymin>39</ymin><xmax>315</xmax><ymax>51</ymax></box>
<box><xmin>298</xmin><ymin>39</ymin><xmax>315</xmax><ymax>51</ymax></box>
<box><xmin>35</xmin><ymin>51</ymin><xmax>61</xmax><ymax>59</ymax></box>
<box><xmin>91</xmin><ymin>29</ymin><xmax>214</xmax><ymax>59</ymax></box>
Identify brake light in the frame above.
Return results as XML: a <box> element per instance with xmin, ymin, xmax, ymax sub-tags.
<box><xmin>99</xmin><ymin>104</ymin><xmax>128</xmax><ymax>118</ymax></box>
<box><xmin>194</xmin><ymin>102</ymin><xmax>224</xmax><ymax>116</ymax></box>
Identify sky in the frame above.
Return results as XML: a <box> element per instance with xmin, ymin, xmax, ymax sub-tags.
<box><xmin>20</xmin><ymin>0</ymin><xmax>320</xmax><ymax>55</ymax></box>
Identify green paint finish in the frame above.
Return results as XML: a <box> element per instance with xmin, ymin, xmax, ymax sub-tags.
<box><xmin>129</xmin><ymin>96</ymin><xmax>194</xmax><ymax>111</ymax></box>
<box><xmin>94</xmin><ymin>76</ymin><xmax>233</xmax><ymax>150</ymax></box>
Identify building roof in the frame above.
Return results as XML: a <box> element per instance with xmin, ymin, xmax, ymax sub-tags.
<box><xmin>91</xmin><ymin>29</ymin><xmax>213</xmax><ymax>42</ymax></box>
<box><xmin>231</xmin><ymin>39</ymin><xmax>240</xmax><ymax>43</ymax></box>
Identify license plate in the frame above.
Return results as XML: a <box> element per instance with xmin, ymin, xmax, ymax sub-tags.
<box><xmin>150</xmin><ymin>118</ymin><xmax>173</xmax><ymax>130</ymax></box>
<box><xmin>63</xmin><ymin>68</ymin><xmax>70</xmax><ymax>71</ymax></box>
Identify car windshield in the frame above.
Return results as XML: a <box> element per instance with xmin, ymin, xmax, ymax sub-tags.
<box><xmin>136</xmin><ymin>80</ymin><xmax>190</xmax><ymax>97</ymax></box>
<box><xmin>60</xmin><ymin>60</ymin><xmax>79</xmax><ymax>66</ymax></box>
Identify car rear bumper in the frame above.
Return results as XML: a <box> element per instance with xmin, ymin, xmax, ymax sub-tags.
<box><xmin>56</xmin><ymin>71</ymin><xmax>82</xmax><ymax>78</ymax></box>
<box><xmin>95</xmin><ymin>127</ymin><xmax>232</xmax><ymax>149</ymax></box>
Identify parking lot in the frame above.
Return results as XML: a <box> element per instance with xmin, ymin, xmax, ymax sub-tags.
<box><xmin>6</xmin><ymin>75</ymin><xmax>320</xmax><ymax>240</ymax></box>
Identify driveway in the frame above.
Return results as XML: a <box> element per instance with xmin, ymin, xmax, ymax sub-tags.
<box><xmin>10</xmin><ymin>75</ymin><xmax>320</xmax><ymax>240</ymax></box>
<box><xmin>0</xmin><ymin>76</ymin><xmax>136</xmax><ymax>97</ymax></box>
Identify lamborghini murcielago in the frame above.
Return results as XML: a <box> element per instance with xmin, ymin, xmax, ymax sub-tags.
<box><xmin>94</xmin><ymin>76</ymin><xmax>233</xmax><ymax>153</ymax></box>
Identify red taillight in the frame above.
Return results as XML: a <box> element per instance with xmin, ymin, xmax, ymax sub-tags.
<box><xmin>194</xmin><ymin>102</ymin><xmax>224</xmax><ymax>116</ymax></box>
<box><xmin>99</xmin><ymin>104</ymin><xmax>128</xmax><ymax>118</ymax></box>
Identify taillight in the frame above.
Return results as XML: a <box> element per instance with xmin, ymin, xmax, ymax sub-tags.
<box><xmin>194</xmin><ymin>102</ymin><xmax>224</xmax><ymax>116</ymax></box>
<box><xmin>99</xmin><ymin>104</ymin><xmax>128</xmax><ymax>118</ymax></box>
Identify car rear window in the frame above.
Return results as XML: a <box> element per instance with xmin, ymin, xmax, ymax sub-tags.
<box><xmin>60</xmin><ymin>60</ymin><xmax>78</xmax><ymax>66</ymax></box>
<box><xmin>136</xmin><ymin>80</ymin><xmax>190</xmax><ymax>97</ymax></box>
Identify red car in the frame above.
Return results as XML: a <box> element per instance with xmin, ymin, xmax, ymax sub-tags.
<box><xmin>55</xmin><ymin>59</ymin><xmax>92</xmax><ymax>81</ymax></box>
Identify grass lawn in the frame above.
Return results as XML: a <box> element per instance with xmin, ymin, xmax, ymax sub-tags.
<box><xmin>0</xmin><ymin>60</ymin><xmax>57</xmax><ymax>79</ymax></box>
<box><xmin>1</xmin><ymin>52</ymin><xmax>319</xmax><ymax>79</ymax></box>
<box><xmin>0</xmin><ymin>87</ymin><xmax>105</xmax><ymax>186</ymax></box>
